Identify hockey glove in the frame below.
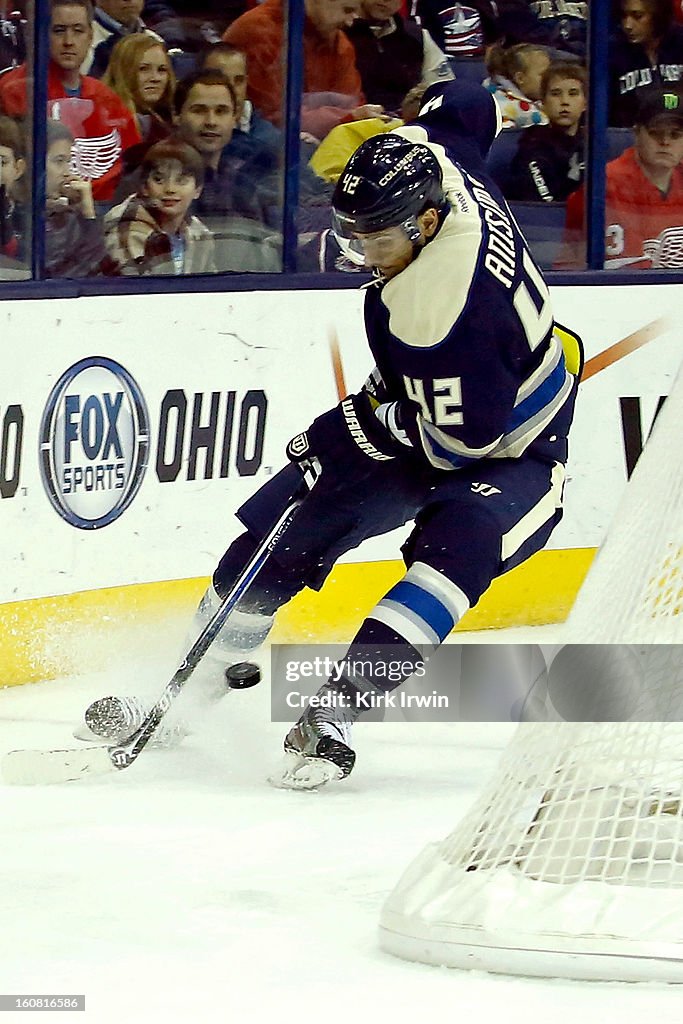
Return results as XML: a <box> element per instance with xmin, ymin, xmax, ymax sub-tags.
<box><xmin>286</xmin><ymin>392</ymin><xmax>408</xmax><ymax>480</ymax></box>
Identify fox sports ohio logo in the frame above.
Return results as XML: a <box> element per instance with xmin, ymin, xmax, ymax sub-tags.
<box><xmin>40</xmin><ymin>357</ymin><xmax>150</xmax><ymax>529</ymax></box>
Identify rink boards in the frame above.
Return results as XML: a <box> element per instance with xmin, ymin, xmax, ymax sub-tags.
<box><xmin>2</xmin><ymin>284</ymin><xmax>682</xmax><ymax>684</ymax></box>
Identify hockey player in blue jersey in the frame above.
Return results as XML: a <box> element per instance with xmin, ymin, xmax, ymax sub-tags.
<box><xmin>83</xmin><ymin>79</ymin><xmax>582</xmax><ymax>788</ymax></box>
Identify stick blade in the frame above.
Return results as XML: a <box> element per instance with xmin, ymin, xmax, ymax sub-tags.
<box><xmin>2</xmin><ymin>745</ymin><xmax>117</xmax><ymax>785</ymax></box>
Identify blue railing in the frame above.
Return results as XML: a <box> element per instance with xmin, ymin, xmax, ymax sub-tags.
<box><xmin>3</xmin><ymin>0</ymin><xmax>683</xmax><ymax>298</ymax></box>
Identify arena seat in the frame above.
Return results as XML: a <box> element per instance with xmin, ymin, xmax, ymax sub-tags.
<box><xmin>508</xmin><ymin>200</ymin><xmax>568</xmax><ymax>270</ymax></box>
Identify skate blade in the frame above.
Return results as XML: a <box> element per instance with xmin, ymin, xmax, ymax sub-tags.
<box><xmin>268</xmin><ymin>750</ymin><xmax>344</xmax><ymax>791</ymax></box>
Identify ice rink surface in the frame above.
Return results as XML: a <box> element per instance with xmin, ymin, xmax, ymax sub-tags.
<box><xmin>2</xmin><ymin>618</ymin><xmax>681</xmax><ymax>1024</ymax></box>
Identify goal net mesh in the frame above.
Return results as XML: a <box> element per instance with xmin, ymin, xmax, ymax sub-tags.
<box><xmin>379</xmin><ymin>360</ymin><xmax>683</xmax><ymax>981</ymax></box>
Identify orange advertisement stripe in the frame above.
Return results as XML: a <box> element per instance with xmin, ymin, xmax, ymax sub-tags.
<box><xmin>581</xmin><ymin>316</ymin><xmax>674</xmax><ymax>381</ymax></box>
<box><xmin>329</xmin><ymin>327</ymin><xmax>348</xmax><ymax>400</ymax></box>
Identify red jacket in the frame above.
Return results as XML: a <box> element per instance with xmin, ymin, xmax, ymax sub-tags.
<box><xmin>561</xmin><ymin>147</ymin><xmax>683</xmax><ymax>269</ymax></box>
<box><xmin>224</xmin><ymin>0</ymin><xmax>364</xmax><ymax>138</ymax></box>
<box><xmin>0</xmin><ymin>61</ymin><xmax>141</xmax><ymax>201</ymax></box>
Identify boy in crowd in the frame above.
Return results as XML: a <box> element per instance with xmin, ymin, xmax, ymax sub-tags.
<box><xmin>0</xmin><ymin>115</ymin><xmax>26</xmax><ymax>261</ymax></box>
<box><xmin>104</xmin><ymin>137</ymin><xmax>215</xmax><ymax>274</ymax></box>
<box><xmin>0</xmin><ymin>0</ymin><xmax>141</xmax><ymax>202</ymax></box>
<box><xmin>44</xmin><ymin>120</ymin><xmax>116</xmax><ymax>276</ymax></box>
<box><xmin>506</xmin><ymin>61</ymin><xmax>586</xmax><ymax>202</ymax></box>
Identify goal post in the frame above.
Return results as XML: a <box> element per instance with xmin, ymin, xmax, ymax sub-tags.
<box><xmin>378</xmin><ymin>361</ymin><xmax>683</xmax><ymax>982</ymax></box>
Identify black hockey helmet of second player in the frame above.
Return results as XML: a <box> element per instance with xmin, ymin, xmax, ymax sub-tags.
<box><xmin>332</xmin><ymin>134</ymin><xmax>448</xmax><ymax>250</ymax></box>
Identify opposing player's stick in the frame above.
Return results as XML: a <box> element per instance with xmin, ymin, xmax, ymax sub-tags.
<box><xmin>2</xmin><ymin>460</ymin><xmax>321</xmax><ymax>786</ymax></box>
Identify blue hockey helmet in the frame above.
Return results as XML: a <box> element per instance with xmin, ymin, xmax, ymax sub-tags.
<box><xmin>332</xmin><ymin>134</ymin><xmax>448</xmax><ymax>242</ymax></box>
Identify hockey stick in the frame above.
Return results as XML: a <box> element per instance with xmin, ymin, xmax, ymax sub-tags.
<box><xmin>2</xmin><ymin>459</ymin><xmax>321</xmax><ymax>786</ymax></box>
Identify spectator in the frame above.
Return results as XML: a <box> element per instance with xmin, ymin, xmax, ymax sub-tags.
<box><xmin>506</xmin><ymin>61</ymin><xmax>586</xmax><ymax>201</ymax></box>
<box><xmin>0</xmin><ymin>114</ymin><xmax>25</xmax><ymax>260</ymax></box>
<box><xmin>103</xmin><ymin>33</ymin><xmax>176</xmax><ymax>151</ymax></box>
<box><xmin>560</xmin><ymin>88</ymin><xmax>683</xmax><ymax>268</ymax></box>
<box><xmin>409</xmin><ymin>0</ymin><xmax>499</xmax><ymax>60</ymax></box>
<box><xmin>199</xmin><ymin>42</ymin><xmax>281</xmax><ymax>155</ymax></box>
<box><xmin>110</xmin><ymin>67</ymin><xmax>282</xmax><ymax>271</ymax></box>
<box><xmin>199</xmin><ymin>42</ymin><xmax>334</xmax><ymax>231</ymax></box>
<box><xmin>83</xmin><ymin>0</ymin><xmax>160</xmax><ymax>77</ymax></box>
<box><xmin>609</xmin><ymin>0</ymin><xmax>683</xmax><ymax>126</ymax></box>
<box><xmin>0</xmin><ymin>7</ymin><xmax>26</xmax><ymax>72</ymax></box>
<box><xmin>143</xmin><ymin>1</ymin><xmax>243</xmax><ymax>37</ymax></box>
<box><xmin>104</xmin><ymin>136</ymin><xmax>215</xmax><ymax>273</ymax></box>
<box><xmin>44</xmin><ymin>120</ymin><xmax>116</xmax><ymax>276</ymax></box>
<box><xmin>223</xmin><ymin>0</ymin><xmax>383</xmax><ymax>140</ymax></box>
<box><xmin>345</xmin><ymin>0</ymin><xmax>452</xmax><ymax>114</ymax></box>
<box><xmin>169</xmin><ymin>69</ymin><xmax>280</xmax><ymax>228</ymax></box>
<box><xmin>483</xmin><ymin>41</ymin><xmax>550</xmax><ymax>127</ymax></box>
<box><xmin>0</xmin><ymin>0</ymin><xmax>141</xmax><ymax>202</ymax></box>
<box><xmin>497</xmin><ymin>0</ymin><xmax>588</xmax><ymax>59</ymax></box>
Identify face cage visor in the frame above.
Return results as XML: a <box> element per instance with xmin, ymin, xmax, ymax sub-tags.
<box><xmin>331</xmin><ymin>210</ymin><xmax>424</xmax><ymax>268</ymax></box>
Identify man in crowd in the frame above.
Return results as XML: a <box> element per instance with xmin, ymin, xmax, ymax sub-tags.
<box><xmin>561</xmin><ymin>87</ymin><xmax>683</xmax><ymax>268</ymax></box>
<box><xmin>171</xmin><ymin>68</ymin><xmax>280</xmax><ymax>229</ymax></box>
<box><xmin>345</xmin><ymin>0</ymin><xmax>452</xmax><ymax>114</ymax></box>
<box><xmin>0</xmin><ymin>5</ymin><xmax>26</xmax><ymax>73</ymax></box>
<box><xmin>199</xmin><ymin>43</ymin><xmax>334</xmax><ymax>233</ymax></box>
<box><xmin>200</xmin><ymin>42</ymin><xmax>282</xmax><ymax>159</ymax></box>
<box><xmin>143</xmin><ymin>0</ymin><xmax>241</xmax><ymax>36</ymax></box>
<box><xmin>0</xmin><ymin>0</ymin><xmax>141</xmax><ymax>202</ymax></box>
<box><xmin>223</xmin><ymin>0</ymin><xmax>384</xmax><ymax>140</ymax></box>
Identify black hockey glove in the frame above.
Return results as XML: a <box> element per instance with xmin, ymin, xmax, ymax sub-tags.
<box><xmin>286</xmin><ymin>392</ymin><xmax>407</xmax><ymax>480</ymax></box>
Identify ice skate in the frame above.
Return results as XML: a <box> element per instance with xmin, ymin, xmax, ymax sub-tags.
<box><xmin>269</xmin><ymin>680</ymin><xmax>358</xmax><ymax>790</ymax></box>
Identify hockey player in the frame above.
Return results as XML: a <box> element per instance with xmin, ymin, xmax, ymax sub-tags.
<box><xmin>83</xmin><ymin>79</ymin><xmax>581</xmax><ymax>788</ymax></box>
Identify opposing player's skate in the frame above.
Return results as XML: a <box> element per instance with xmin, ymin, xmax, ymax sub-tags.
<box><xmin>269</xmin><ymin>680</ymin><xmax>358</xmax><ymax>790</ymax></box>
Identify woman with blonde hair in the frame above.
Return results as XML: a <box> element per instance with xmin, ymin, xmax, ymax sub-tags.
<box><xmin>103</xmin><ymin>33</ymin><xmax>176</xmax><ymax>149</ymax></box>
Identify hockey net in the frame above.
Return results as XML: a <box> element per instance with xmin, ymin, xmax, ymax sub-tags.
<box><xmin>379</xmin><ymin>361</ymin><xmax>683</xmax><ymax>982</ymax></box>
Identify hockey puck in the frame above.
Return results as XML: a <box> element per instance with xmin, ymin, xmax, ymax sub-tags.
<box><xmin>225</xmin><ymin>662</ymin><xmax>261</xmax><ymax>689</ymax></box>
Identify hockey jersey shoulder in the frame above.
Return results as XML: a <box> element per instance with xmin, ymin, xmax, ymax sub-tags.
<box><xmin>382</xmin><ymin>121</ymin><xmax>489</xmax><ymax>348</ymax></box>
<box><xmin>380</xmin><ymin>204</ymin><xmax>481</xmax><ymax>348</ymax></box>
